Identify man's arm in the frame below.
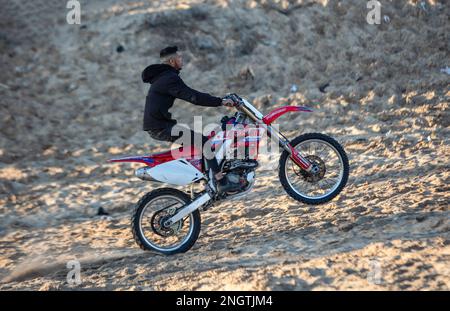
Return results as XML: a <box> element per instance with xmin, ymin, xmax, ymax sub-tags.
<box><xmin>165</xmin><ymin>75</ymin><xmax>222</xmax><ymax>107</ymax></box>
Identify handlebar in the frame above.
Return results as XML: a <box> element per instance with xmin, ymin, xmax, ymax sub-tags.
<box><xmin>223</xmin><ymin>93</ymin><xmax>243</xmax><ymax>107</ymax></box>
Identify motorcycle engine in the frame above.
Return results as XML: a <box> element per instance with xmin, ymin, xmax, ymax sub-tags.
<box><xmin>221</xmin><ymin>159</ymin><xmax>258</xmax><ymax>192</ymax></box>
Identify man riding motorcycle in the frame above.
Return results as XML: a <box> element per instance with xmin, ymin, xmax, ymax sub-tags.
<box><xmin>142</xmin><ymin>46</ymin><xmax>239</xmax><ymax>193</ymax></box>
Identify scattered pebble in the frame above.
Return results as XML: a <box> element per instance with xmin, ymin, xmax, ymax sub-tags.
<box><xmin>97</xmin><ymin>207</ymin><xmax>109</xmax><ymax>216</ymax></box>
<box><xmin>319</xmin><ymin>83</ymin><xmax>329</xmax><ymax>93</ymax></box>
<box><xmin>116</xmin><ymin>45</ymin><xmax>125</xmax><ymax>53</ymax></box>
<box><xmin>440</xmin><ymin>67</ymin><xmax>450</xmax><ymax>75</ymax></box>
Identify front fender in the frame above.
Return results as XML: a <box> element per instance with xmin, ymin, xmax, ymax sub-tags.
<box><xmin>262</xmin><ymin>106</ymin><xmax>313</xmax><ymax>125</ymax></box>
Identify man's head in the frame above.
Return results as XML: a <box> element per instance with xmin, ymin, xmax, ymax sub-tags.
<box><xmin>160</xmin><ymin>46</ymin><xmax>183</xmax><ymax>71</ymax></box>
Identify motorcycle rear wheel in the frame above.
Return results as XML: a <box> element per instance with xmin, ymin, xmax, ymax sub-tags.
<box><xmin>131</xmin><ymin>188</ymin><xmax>201</xmax><ymax>255</ymax></box>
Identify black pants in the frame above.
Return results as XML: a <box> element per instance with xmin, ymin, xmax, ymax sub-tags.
<box><xmin>147</xmin><ymin>125</ymin><xmax>220</xmax><ymax>174</ymax></box>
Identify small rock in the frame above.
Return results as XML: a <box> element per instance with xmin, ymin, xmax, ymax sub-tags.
<box><xmin>440</xmin><ymin>67</ymin><xmax>450</xmax><ymax>75</ymax></box>
<box><xmin>67</xmin><ymin>83</ymin><xmax>78</xmax><ymax>92</ymax></box>
<box><xmin>371</xmin><ymin>124</ymin><xmax>381</xmax><ymax>133</ymax></box>
<box><xmin>2</xmin><ymin>181</ymin><xmax>26</xmax><ymax>194</ymax></box>
<box><xmin>261</xmin><ymin>39</ymin><xmax>277</xmax><ymax>47</ymax></box>
<box><xmin>15</xmin><ymin>66</ymin><xmax>25</xmax><ymax>73</ymax></box>
<box><xmin>116</xmin><ymin>45</ymin><xmax>125</xmax><ymax>53</ymax></box>
<box><xmin>253</xmin><ymin>94</ymin><xmax>272</xmax><ymax>108</ymax></box>
<box><xmin>416</xmin><ymin>215</ymin><xmax>427</xmax><ymax>222</ymax></box>
<box><xmin>97</xmin><ymin>207</ymin><xmax>109</xmax><ymax>216</ymax></box>
<box><xmin>339</xmin><ymin>223</ymin><xmax>355</xmax><ymax>232</ymax></box>
<box><xmin>355</xmin><ymin>137</ymin><xmax>369</xmax><ymax>143</ymax></box>
<box><xmin>10</xmin><ymin>181</ymin><xmax>26</xmax><ymax>193</ymax></box>
<box><xmin>290</xmin><ymin>84</ymin><xmax>298</xmax><ymax>93</ymax></box>
<box><xmin>319</xmin><ymin>83</ymin><xmax>330</xmax><ymax>93</ymax></box>
<box><xmin>188</xmin><ymin>6</ymin><xmax>209</xmax><ymax>20</ymax></box>
<box><xmin>343</xmin><ymin>268</ymin><xmax>357</xmax><ymax>274</ymax></box>
<box><xmin>238</xmin><ymin>66</ymin><xmax>255</xmax><ymax>81</ymax></box>
<box><xmin>194</xmin><ymin>35</ymin><xmax>216</xmax><ymax>51</ymax></box>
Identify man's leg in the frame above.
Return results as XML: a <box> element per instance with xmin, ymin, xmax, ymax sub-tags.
<box><xmin>195</xmin><ymin>131</ymin><xmax>241</xmax><ymax>193</ymax></box>
<box><xmin>186</xmin><ymin>130</ymin><xmax>220</xmax><ymax>175</ymax></box>
<box><xmin>153</xmin><ymin>125</ymin><xmax>239</xmax><ymax>193</ymax></box>
<box><xmin>158</xmin><ymin>125</ymin><xmax>218</xmax><ymax>173</ymax></box>
<box><xmin>202</xmin><ymin>135</ymin><xmax>220</xmax><ymax>173</ymax></box>
<box><xmin>147</xmin><ymin>128</ymin><xmax>174</xmax><ymax>142</ymax></box>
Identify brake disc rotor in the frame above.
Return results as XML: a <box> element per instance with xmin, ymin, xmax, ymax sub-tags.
<box><xmin>292</xmin><ymin>155</ymin><xmax>326</xmax><ymax>183</ymax></box>
<box><xmin>150</xmin><ymin>208</ymin><xmax>183</xmax><ymax>237</ymax></box>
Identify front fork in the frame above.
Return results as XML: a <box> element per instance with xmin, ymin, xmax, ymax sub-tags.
<box><xmin>265</xmin><ymin>124</ymin><xmax>319</xmax><ymax>174</ymax></box>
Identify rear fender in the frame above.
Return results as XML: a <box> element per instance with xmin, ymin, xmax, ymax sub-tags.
<box><xmin>108</xmin><ymin>156</ymin><xmax>156</xmax><ymax>167</ymax></box>
<box><xmin>108</xmin><ymin>145</ymin><xmax>201</xmax><ymax>167</ymax></box>
<box><xmin>145</xmin><ymin>159</ymin><xmax>204</xmax><ymax>185</ymax></box>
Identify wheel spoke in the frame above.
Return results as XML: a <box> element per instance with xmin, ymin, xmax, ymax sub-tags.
<box><xmin>285</xmin><ymin>138</ymin><xmax>344</xmax><ymax>200</ymax></box>
<box><xmin>317</xmin><ymin>146</ymin><xmax>330</xmax><ymax>162</ymax></box>
<box><xmin>321</xmin><ymin>177</ymin><xmax>336</xmax><ymax>188</ymax></box>
<box><xmin>314</xmin><ymin>144</ymin><xmax>319</xmax><ymax>155</ymax></box>
<box><xmin>154</xmin><ymin>202</ymin><xmax>179</xmax><ymax>212</ymax></box>
<box><xmin>140</xmin><ymin>195</ymin><xmax>193</xmax><ymax>250</ymax></box>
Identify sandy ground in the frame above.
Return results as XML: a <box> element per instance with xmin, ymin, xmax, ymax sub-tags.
<box><xmin>0</xmin><ymin>0</ymin><xmax>449</xmax><ymax>290</ymax></box>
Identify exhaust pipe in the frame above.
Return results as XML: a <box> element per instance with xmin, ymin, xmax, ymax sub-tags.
<box><xmin>135</xmin><ymin>167</ymin><xmax>161</xmax><ymax>182</ymax></box>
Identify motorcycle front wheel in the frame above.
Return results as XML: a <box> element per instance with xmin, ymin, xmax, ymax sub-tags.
<box><xmin>279</xmin><ymin>133</ymin><xmax>349</xmax><ymax>205</ymax></box>
<box><xmin>131</xmin><ymin>188</ymin><xmax>201</xmax><ymax>255</ymax></box>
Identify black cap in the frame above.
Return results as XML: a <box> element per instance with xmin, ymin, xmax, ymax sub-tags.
<box><xmin>160</xmin><ymin>46</ymin><xmax>178</xmax><ymax>58</ymax></box>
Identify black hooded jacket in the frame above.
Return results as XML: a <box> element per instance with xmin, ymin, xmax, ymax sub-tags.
<box><xmin>142</xmin><ymin>64</ymin><xmax>222</xmax><ymax>131</ymax></box>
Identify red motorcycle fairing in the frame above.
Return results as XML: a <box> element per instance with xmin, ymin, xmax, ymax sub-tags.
<box><xmin>108</xmin><ymin>145</ymin><xmax>204</xmax><ymax>171</ymax></box>
<box><xmin>262</xmin><ymin>106</ymin><xmax>313</xmax><ymax>125</ymax></box>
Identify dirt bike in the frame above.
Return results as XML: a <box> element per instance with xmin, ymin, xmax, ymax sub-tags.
<box><xmin>109</xmin><ymin>94</ymin><xmax>349</xmax><ymax>255</ymax></box>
